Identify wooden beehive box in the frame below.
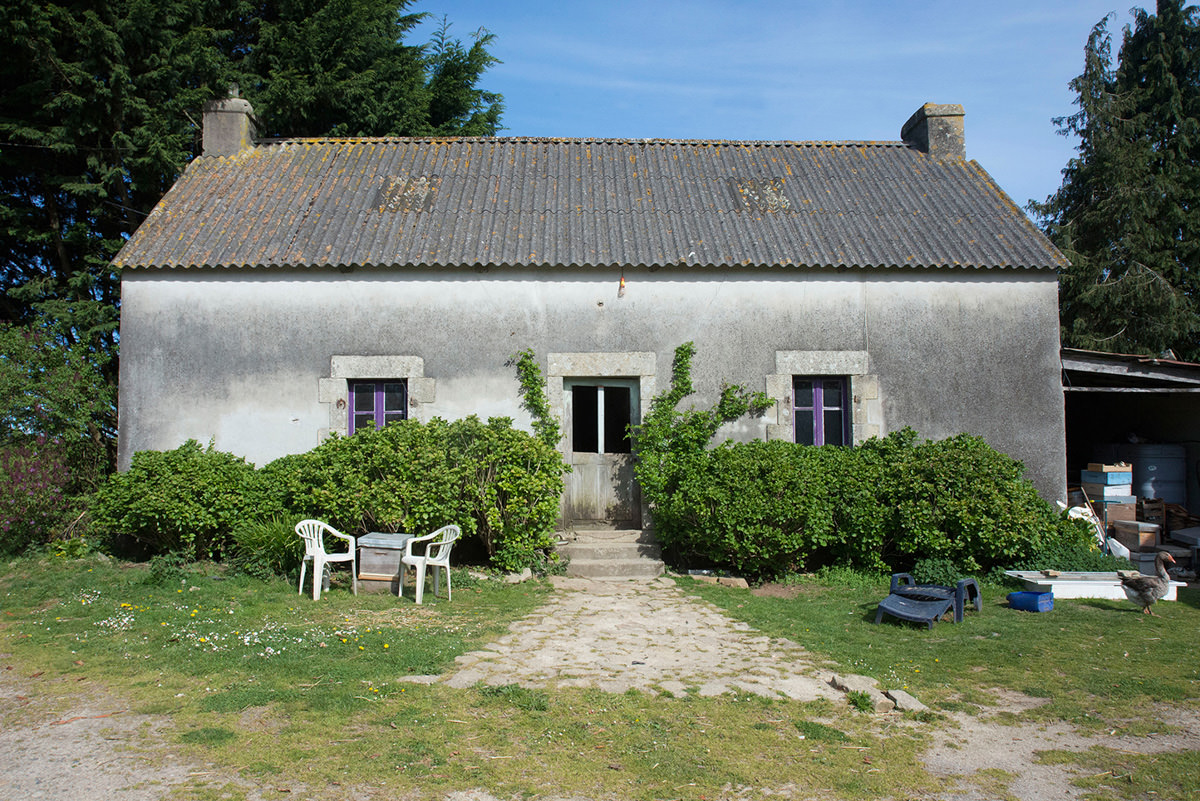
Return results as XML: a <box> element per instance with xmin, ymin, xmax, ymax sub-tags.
<box><xmin>357</xmin><ymin>532</ymin><xmax>412</xmax><ymax>579</ymax></box>
<box><xmin>1113</xmin><ymin>520</ymin><xmax>1160</xmax><ymax>551</ymax></box>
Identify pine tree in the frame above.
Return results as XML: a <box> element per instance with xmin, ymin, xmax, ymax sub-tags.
<box><xmin>241</xmin><ymin>5</ymin><xmax>503</xmax><ymax>138</ymax></box>
<box><xmin>0</xmin><ymin>0</ymin><xmax>227</xmax><ymax>462</ymax></box>
<box><xmin>0</xmin><ymin>0</ymin><xmax>503</xmax><ymax>467</ymax></box>
<box><xmin>424</xmin><ymin>17</ymin><xmax>503</xmax><ymax>136</ymax></box>
<box><xmin>244</xmin><ymin>0</ymin><xmax>430</xmax><ymax>137</ymax></box>
<box><xmin>1034</xmin><ymin>0</ymin><xmax>1200</xmax><ymax>361</ymax></box>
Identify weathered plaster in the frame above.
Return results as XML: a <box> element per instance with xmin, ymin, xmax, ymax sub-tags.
<box><xmin>117</xmin><ymin>265</ymin><xmax>1065</xmax><ymax>499</ymax></box>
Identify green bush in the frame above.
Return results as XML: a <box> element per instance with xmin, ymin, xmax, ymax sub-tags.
<box><xmin>1009</xmin><ymin>525</ymin><xmax>1132</xmax><ymax>573</ymax></box>
<box><xmin>910</xmin><ymin>558</ymin><xmax>963</xmax><ymax>587</ymax></box>
<box><xmin>276</xmin><ymin>418</ymin><xmax>465</xmax><ymax>535</ymax></box>
<box><xmin>650</xmin><ymin>440</ymin><xmax>867</xmax><ymax>577</ymax></box>
<box><xmin>636</xmin><ymin>343</ymin><xmax>1083</xmax><ymax>581</ymax></box>
<box><xmin>144</xmin><ymin>550</ymin><xmax>191</xmax><ymax>585</ymax></box>
<box><xmin>274</xmin><ymin>416</ymin><xmax>566</xmax><ymax>572</ymax></box>
<box><xmin>92</xmin><ymin>440</ymin><xmax>257</xmax><ymax>559</ymax></box>
<box><xmin>244</xmin><ymin>452</ymin><xmax>308</xmax><ymax>521</ymax></box>
<box><xmin>856</xmin><ymin>430</ymin><xmax>1071</xmax><ymax>573</ymax></box>
<box><xmin>646</xmin><ymin>428</ymin><xmax>1082</xmax><ymax>581</ymax></box>
<box><xmin>453</xmin><ymin>417</ymin><xmax>568</xmax><ymax>572</ymax></box>
<box><xmin>95</xmin><ymin>416</ymin><xmax>566</xmax><ymax>572</ymax></box>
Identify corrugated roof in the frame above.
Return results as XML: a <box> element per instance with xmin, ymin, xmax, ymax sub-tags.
<box><xmin>1061</xmin><ymin>347</ymin><xmax>1200</xmax><ymax>389</ymax></box>
<box><xmin>114</xmin><ymin>136</ymin><xmax>1066</xmax><ymax>271</ymax></box>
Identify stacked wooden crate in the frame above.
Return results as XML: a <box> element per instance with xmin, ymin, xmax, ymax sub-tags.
<box><xmin>1113</xmin><ymin>520</ymin><xmax>1159</xmax><ymax>550</ymax></box>
<box><xmin>1139</xmin><ymin>498</ymin><xmax>1167</xmax><ymax>531</ymax></box>
<box><xmin>1082</xmin><ymin>463</ymin><xmax>1136</xmax><ymax>538</ymax></box>
<box><xmin>1081</xmin><ymin>463</ymin><xmax>1133</xmax><ymax>502</ymax></box>
<box><xmin>1072</xmin><ymin>462</ymin><xmax>1195</xmax><ymax>571</ymax></box>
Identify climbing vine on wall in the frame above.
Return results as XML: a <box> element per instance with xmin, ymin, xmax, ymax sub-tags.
<box><xmin>508</xmin><ymin>348</ymin><xmax>562</xmax><ymax>449</ymax></box>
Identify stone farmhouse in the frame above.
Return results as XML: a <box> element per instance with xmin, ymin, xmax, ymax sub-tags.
<box><xmin>114</xmin><ymin>99</ymin><xmax>1067</xmax><ymax>530</ymax></box>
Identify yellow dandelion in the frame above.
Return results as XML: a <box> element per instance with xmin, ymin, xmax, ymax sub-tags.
<box><xmin>383</xmin><ymin>644</ymin><xmax>389</xmax><ymax>649</ymax></box>
<box><xmin>358</xmin><ymin>645</ymin><xmax>364</xmax><ymax>651</ymax></box>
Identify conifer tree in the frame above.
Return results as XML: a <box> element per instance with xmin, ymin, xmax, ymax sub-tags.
<box><xmin>1034</xmin><ymin>0</ymin><xmax>1200</xmax><ymax>361</ymax></box>
<box><xmin>0</xmin><ymin>0</ymin><xmax>503</xmax><ymax>468</ymax></box>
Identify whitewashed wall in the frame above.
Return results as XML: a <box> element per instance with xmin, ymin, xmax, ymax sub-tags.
<box><xmin>118</xmin><ymin>265</ymin><xmax>1066</xmax><ymax>500</ymax></box>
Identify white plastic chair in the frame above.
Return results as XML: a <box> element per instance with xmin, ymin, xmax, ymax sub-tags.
<box><xmin>400</xmin><ymin>524</ymin><xmax>461</xmax><ymax>604</ymax></box>
<box><xmin>295</xmin><ymin>519</ymin><xmax>358</xmax><ymax>600</ymax></box>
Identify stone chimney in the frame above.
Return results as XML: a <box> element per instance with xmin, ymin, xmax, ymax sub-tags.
<box><xmin>202</xmin><ymin>88</ymin><xmax>256</xmax><ymax>157</ymax></box>
<box><xmin>901</xmin><ymin>103</ymin><xmax>965</xmax><ymax>160</ymax></box>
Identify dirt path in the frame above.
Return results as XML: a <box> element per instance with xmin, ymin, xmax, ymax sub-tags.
<box><xmin>3</xmin><ymin>576</ymin><xmax>1197</xmax><ymax>800</ymax></box>
<box><xmin>434</xmin><ymin>576</ymin><xmax>843</xmax><ymax>701</ymax></box>
<box><xmin>924</xmin><ymin>698</ymin><xmax>1200</xmax><ymax>801</ymax></box>
<box><xmin>0</xmin><ymin>669</ymin><xmax>214</xmax><ymax>800</ymax></box>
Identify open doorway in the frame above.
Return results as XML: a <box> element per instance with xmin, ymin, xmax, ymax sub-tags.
<box><xmin>563</xmin><ymin>378</ymin><xmax>641</xmax><ymax>529</ymax></box>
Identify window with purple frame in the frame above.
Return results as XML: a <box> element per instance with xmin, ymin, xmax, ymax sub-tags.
<box><xmin>793</xmin><ymin>376</ymin><xmax>849</xmax><ymax>446</ymax></box>
<box><xmin>348</xmin><ymin>380</ymin><xmax>408</xmax><ymax>434</ymax></box>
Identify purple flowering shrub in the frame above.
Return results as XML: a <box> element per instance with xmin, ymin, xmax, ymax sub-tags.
<box><xmin>0</xmin><ymin>438</ymin><xmax>74</xmax><ymax>555</ymax></box>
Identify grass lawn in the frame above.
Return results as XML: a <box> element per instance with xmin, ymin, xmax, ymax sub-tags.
<box><xmin>1</xmin><ymin>556</ymin><xmax>1198</xmax><ymax>801</ymax></box>
<box><xmin>687</xmin><ymin>569</ymin><xmax>1200</xmax><ymax>728</ymax></box>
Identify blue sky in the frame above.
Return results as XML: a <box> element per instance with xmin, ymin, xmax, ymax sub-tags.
<box><xmin>413</xmin><ymin>0</ymin><xmax>1139</xmax><ymax>215</ymax></box>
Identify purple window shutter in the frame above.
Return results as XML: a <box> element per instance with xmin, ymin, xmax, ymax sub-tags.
<box><xmin>349</xmin><ymin>381</ymin><xmax>374</xmax><ymax>434</ymax></box>
<box><xmin>349</xmin><ymin>380</ymin><xmax>408</xmax><ymax>434</ymax></box>
<box><xmin>794</xmin><ymin>378</ymin><xmax>815</xmax><ymax>446</ymax></box>
<box><xmin>813</xmin><ymin>382</ymin><xmax>828</xmax><ymax>446</ymax></box>
<box><xmin>382</xmin><ymin>382</ymin><xmax>407</xmax><ymax>425</ymax></box>
<box><xmin>819</xmin><ymin>378</ymin><xmax>848</xmax><ymax>446</ymax></box>
<box><xmin>794</xmin><ymin>377</ymin><xmax>848</xmax><ymax>446</ymax></box>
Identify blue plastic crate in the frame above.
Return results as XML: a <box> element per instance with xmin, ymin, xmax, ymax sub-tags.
<box><xmin>1007</xmin><ymin>591</ymin><xmax>1053</xmax><ymax>612</ymax></box>
<box><xmin>1081</xmin><ymin>469</ymin><xmax>1132</xmax><ymax>484</ymax></box>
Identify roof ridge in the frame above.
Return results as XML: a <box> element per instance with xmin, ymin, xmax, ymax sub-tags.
<box><xmin>255</xmin><ymin>136</ymin><xmax>911</xmax><ymax>148</ymax></box>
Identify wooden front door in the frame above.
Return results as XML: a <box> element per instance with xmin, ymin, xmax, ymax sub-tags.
<box><xmin>563</xmin><ymin>378</ymin><xmax>641</xmax><ymax>529</ymax></box>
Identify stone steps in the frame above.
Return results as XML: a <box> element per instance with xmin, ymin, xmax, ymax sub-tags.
<box><xmin>556</xmin><ymin>529</ymin><xmax>665</xmax><ymax>578</ymax></box>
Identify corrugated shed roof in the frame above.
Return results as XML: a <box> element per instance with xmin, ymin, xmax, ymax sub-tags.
<box><xmin>114</xmin><ymin>136</ymin><xmax>1066</xmax><ymax>271</ymax></box>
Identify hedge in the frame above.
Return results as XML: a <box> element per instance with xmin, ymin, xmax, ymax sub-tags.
<box><xmin>635</xmin><ymin>343</ymin><xmax>1091</xmax><ymax>580</ymax></box>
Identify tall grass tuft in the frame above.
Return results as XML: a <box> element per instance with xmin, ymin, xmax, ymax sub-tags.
<box><xmin>229</xmin><ymin>514</ymin><xmax>306</xmax><ymax>579</ymax></box>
